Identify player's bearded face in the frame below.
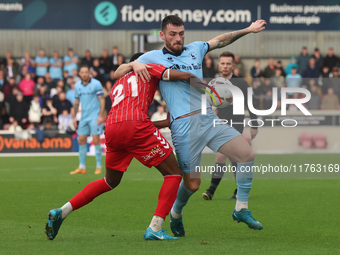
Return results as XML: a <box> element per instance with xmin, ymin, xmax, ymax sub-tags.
<box><xmin>162</xmin><ymin>25</ymin><xmax>185</xmax><ymax>54</ymax></box>
<box><xmin>79</xmin><ymin>67</ymin><xmax>90</xmax><ymax>82</ymax></box>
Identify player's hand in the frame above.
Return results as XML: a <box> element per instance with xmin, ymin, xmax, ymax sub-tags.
<box><xmin>248</xmin><ymin>20</ymin><xmax>267</xmax><ymax>33</ymax></box>
<box><xmin>97</xmin><ymin>114</ymin><xmax>105</xmax><ymax>125</ymax></box>
<box><xmin>73</xmin><ymin>118</ymin><xmax>78</xmax><ymax>129</ymax></box>
<box><xmin>250</xmin><ymin>128</ymin><xmax>258</xmax><ymax>140</ymax></box>
<box><xmin>131</xmin><ymin>62</ymin><xmax>152</xmax><ymax>83</ymax></box>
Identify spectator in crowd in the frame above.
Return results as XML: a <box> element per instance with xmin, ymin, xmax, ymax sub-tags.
<box><xmin>35</xmin><ymin>49</ymin><xmax>49</xmax><ymax>78</ymax></box>
<box><xmin>111</xmin><ymin>46</ymin><xmax>124</xmax><ymax>70</ymax></box>
<box><xmin>328</xmin><ymin>66</ymin><xmax>340</xmax><ymax>99</ymax></box>
<box><xmin>297</xmin><ymin>46</ymin><xmax>310</xmax><ymax>75</ymax></box>
<box><xmin>28</xmin><ymin>95</ymin><xmax>42</xmax><ymax>128</ymax></box>
<box><xmin>302</xmin><ymin>57</ymin><xmax>320</xmax><ymax>79</ymax></box>
<box><xmin>1</xmin><ymin>50</ymin><xmax>13</xmax><ymax>69</ymax></box>
<box><xmin>43</xmin><ymin>118</ymin><xmax>58</xmax><ymax>138</ymax></box>
<box><xmin>263</xmin><ymin>58</ymin><xmax>276</xmax><ymax>78</ymax></box>
<box><xmin>71</xmin><ymin>69</ymin><xmax>81</xmax><ymax>84</ymax></box>
<box><xmin>99</xmin><ymin>49</ymin><xmax>112</xmax><ymax>80</ymax></box>
<box><xmin>321</xmin><ymin>87</ymin><xmax>339</xmax><ymax>110</ymax></box>
<box><xmin>8</xmin><ymin>120</ymin><xmax>22</xmax><ymax>132</ymax></box>
<box><xmin>34</xmin><ymin>76</ymin><xmax>45</xmax><ymax>95</ymax></box>
<box><xmin>66</xmin><ymin>77</ymin><xmax>76</xmax><ymax>105</ymax></box>
<box><xmin>234</xmin><ymin>54</ymin><xmax>245</xmax><ymax>77</ymax></box>
<box><xmin>18</xmin><ymin>72</ymin><xmax>35</xmax><ymax>104</ymax></box>
<box><xmin>285</xmin><ymin>56</ymin><xmax>298</xmax><ymax>75</ymax></box>
<box><xmin>275</xmin><ymin>60</ymin><xmax>286</xmax><ymax>77</ymax></box>
<box><xmin>323</xmin><ymin>47</ymin><xmax>340</xmax><ymax>71</ymax></box>
<box><xmin>53</xmin><ymin>91</ymin><xmax>73</xmax><ymax>117</ymax></box>
<box><xmin>108</xmin><ymin>70</ymin><xmax>116</xmax><ymax>85</ymax></box>
<box><xmin>64</xmin><ymin>48</ymin><xmax>79</xmax><ymax>76</ymax></box>
<box><xmin>0</xmin><ymin>69</ymin><xmax>5</xmax><ymax>89</ymax></box>
<box><xmin>0</xmin><ymin>89</ymin><xmax>4</xmax><ymax>129</ymax></box>
<box><xmin>306</xmin><ymin>84</ymin><xmax>322</xmax><ymax>110</ymax></box>
<box><xmin>250</xmin><ymin>59</ymin><xmax>264</xmax><ymax>79</ymax></box>
<box><xmin>37</xmin><ymin>84</ymin><xmax>49</xmax><ymax>106</ymax></box>
<box><xmin>51</xmin><ymin>83</ymin><xmax>64</xmax><ymax>104</ymax></box>
<box><xmin>58</xmin><ymin>109</ymin><xmax>74</xmax><ymax>131</ymax></box>
<box><xmin>2</xmin><ymin>76</ymin><xmax>17</xmax><ymax>100</ymax></box>
<box><xmin>251</xmin><ymin>79</ymin><xmax>263</xmax><ymax>109</ymax></box>
<box><xmin>9</xmin><ymin>92</ymin><xmax>28</xmax><ymax>127</ymax></box>
<box><xmin>91</xmin><ymin>58</ymin><xmax>105</xmax><ymax>84</ymax></box>
<box><xmin>203</xmin><ymin>54</ymin><xmax>216</xmax><ymax>78</ymax></box>
<box><xmin>44</xmin><ymin>72</ymin><xmax>55</xmax><ymax>92</ymax></box>
<box><xmin>80</xmin><ymin>49</ymin><xmax>94</xmax><ymax>68</ymax></box>
<box><xmin>42</xmin><ymin>97</ymin><xmax>57</xmax><ymax>124</ymax></box>
<box><xmin>271</xmin><ymin>68</ymin><xmax>285</xmax><ymax>90</ymax></box>
<box><xmin>285</xmin><ymin>67</ymin><xmax>302</xmax><ymax>97</ymax></box>
<box><xmin>4</xmin><ymin>58</ymin><xmax>21</xmax><ymax>82</ymax></box>
<box><xmin>311</xmin><ymin>48</ymin><xmax>323</xmax><ymax>71</ymax></box>
<box><xmin>104</xmin><ymin>80</ymin><xmax>112</xmax><ymax>115</ymax></box>
<box><xmin>6</xmin><ymin>85</ymin><xmax>20</xmax><ymax>108</ymax></box>
<box><xmin>49</xmin><ymin>51</ymin><xmax>63</xmax><ymax>81</ymax></box>
<box><xmin>20</xmin><ymin>51</ymin><xmax>35</xmax><ymax>75</ymax></box>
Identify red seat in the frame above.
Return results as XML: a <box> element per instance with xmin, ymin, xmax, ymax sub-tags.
<box><xmin>299</xmin><ymin>132</ymin><xmax>313</xmax><ymax>148</ymax></box>
<box><xmin>313</xmin><ymin>133</ymin><xmax>327</xmax><ymax>149</ymax></box>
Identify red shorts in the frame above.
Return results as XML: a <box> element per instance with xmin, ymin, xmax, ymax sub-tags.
<box><xmin>105</xmin><ymin>120</ymin><xmax>173</xmax><ymax>171</ymax></box>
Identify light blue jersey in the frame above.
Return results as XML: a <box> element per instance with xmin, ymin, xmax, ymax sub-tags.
<box><xmin>75</xmin><ymin>78</ymin><xmax>103</xmax><ymax>121</ymax></box>
<box><xmin>137</xmin><ymin>41</ymin><xmax>209</xmax><ymax>120</ymax></box>
<box><xmin>64</xmin><ymin>55</ymin><xmax>78</xmax><ymax>76</ymax></box>
<box><xmin>35</xmin><ymin>56</ymin><xmax>49</xmax><ymax>77</ymax></box>
<box><xmin>49</xmin><ymin>57</ymin><xmax>63</xmax><ymax>80</ymax></box>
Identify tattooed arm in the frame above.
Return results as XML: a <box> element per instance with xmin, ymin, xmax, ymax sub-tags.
<box><xmin>207</xmin><ymin>20</ymin><xmax>267</xmax><ymax>51</ymax></box>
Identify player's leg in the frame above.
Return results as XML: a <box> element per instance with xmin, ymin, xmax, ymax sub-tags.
<box><xmin>144</xmin><ymin>152</ymin><xmax>182</xmax><ymax>240</ymax></box>
<box><xmin>90</xmin><ymin>119</ymin><xmax>103</xmax><ymax>174</ymax></box>
<box><xmin>45</xmin><ymin>168</ymin><xmax>123</xmax><ymax>240</ymax></box>
<box><xmin>218</xmin><ymin>136</ymin><xmax>263</xmax><ymax>230</ymax></box>
<box><xmin>70</xmin><ymin>120</ymin><xmax>89</xmax><ymax>174</ymax></box>
<box><xmin>202</xmin><ymin>152</ymin><xmax>227</xmax><ymax>200</ymax></box>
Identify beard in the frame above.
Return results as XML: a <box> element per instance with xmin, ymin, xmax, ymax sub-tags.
<box><xmin>165</xmin><ymin>41</ymin><xmax>184</xmax><ymax>54</ymax></box>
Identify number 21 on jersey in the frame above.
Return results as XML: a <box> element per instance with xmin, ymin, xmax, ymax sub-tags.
<box><xmin>111</xmin><ymin>75</ymin><xmax>138</xmax><ymax>107</ymax></box>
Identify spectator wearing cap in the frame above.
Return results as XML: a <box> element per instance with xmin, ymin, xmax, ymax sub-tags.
<box><xmin>285</xmin><ymin>56</ymin><xmax>299</xmax><ymax>75</ymax></box>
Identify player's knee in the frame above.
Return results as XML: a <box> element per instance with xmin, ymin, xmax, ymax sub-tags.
<box><xmin>184</xmin><ymin>179</ymin><xmax>201</xmax><ymax>192</ymax></box>
<box><xmin>105</xmin><ymin>176</ymin><xmax>121</xmax><ymax>189</ymax></box>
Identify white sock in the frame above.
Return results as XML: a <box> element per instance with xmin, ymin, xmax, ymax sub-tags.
<box><xmin>149</xmin><ymin>216</ymin><xmax>164</xmax><ymax>232</ymax></box>
<box><xmin>235</xmin><ymin>200</ymin><xmax>248</xmax><ymax>212</ymax></box>
<box><xmin>79</xmin><ymin>164</ymin><xmax>86</xmax><ymax>170</ymax></box>
<box><xmin>61</xmin><ymin>202</ymin><xmax>73</xmax><ymax>219</ymax></box>
<box><xmin>170</xmin><ymin>208</ymin><xmax>182</xmax><ymax>219</ymax></box>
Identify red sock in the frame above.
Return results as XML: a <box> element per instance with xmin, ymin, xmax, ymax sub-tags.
<box><xmin>69</xmin><ymin>178</ymin><xmax>112</xmax><ymax>210</ymax></box>
<box><xmin>154</xmin><ymin>175</ymin><xmax>182</xmax><ymax>219</ymax></box>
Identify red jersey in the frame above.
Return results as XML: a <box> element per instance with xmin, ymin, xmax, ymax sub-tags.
<box><xmin>106</xmin><ymin>64</ymin><xmax>167</xmax><ymax>125</ymax></box>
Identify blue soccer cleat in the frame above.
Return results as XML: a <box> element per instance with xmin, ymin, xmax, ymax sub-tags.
<box><xmin>169</xmin><ymin>213</ymin><xmax>185</xmax><ymax>237</ymax></box>
<box><xmin>232</xmin><ymin>208</ymin><xmax>263</xmax><ymax>230</ymax></box>
<box><xmin>144</xmin><ymin>227</ymin><xmax>178</xmax><ymax>240</ymax></box>
<box><xmin>45</xmin><ymin>208</ymin><xmax>64</xmax><ymax>240</ymax></box>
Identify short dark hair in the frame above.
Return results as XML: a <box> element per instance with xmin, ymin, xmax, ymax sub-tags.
<box><xmin>219</xmin><ymin>51</ymin><xmax>235</xmax><ymax>62</ymax></box>
<box><xmin>79</xmin><ymin>65</ymin><xmax>89</xmax><ymax>71</ymax></box>
<box><xmin>161</xmin><ymin>15</ymin><xmax>184</xmax><ymax>31</ymax></box>
<box><xmin>129</xmin><ymin>53</ymin><xmax>144</xmax><ymax>62</ymax></box>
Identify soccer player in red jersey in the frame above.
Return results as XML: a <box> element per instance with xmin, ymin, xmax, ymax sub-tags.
<box><xmin>45</xmin><ymin>53</ymin><xmax>201</xmax><ymax>241</ymax></box>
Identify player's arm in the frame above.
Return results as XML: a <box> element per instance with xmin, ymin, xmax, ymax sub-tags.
<box><xmin>72</xmin><ymin>98</ymin><xmax>80</xmax><ymax>128</ymax></box>
<box><xmin>153</xmin><ymin>112</ymin><xmax>170</xmax><ymax>129</ymax></box>
<box><xmin>114</xmin><ymin>62</ymin><xmax>152</xmax><ymax>83</ymax></box>
<box><xmin>164</xmin><ymin>69</ymin><xmax>206</xmax><ymax>92</ymax></box>
<box><xmin>207</xmin><ymin>20</ymin><xmax>266</xmax><ymax>51</ymax></box>
<box><xmin>97</xmin><ymin>95</ymin><xmax>106</xmax><ymax>125</ymax></box>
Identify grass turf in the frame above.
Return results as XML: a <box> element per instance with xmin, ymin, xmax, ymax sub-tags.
<box><xmin>0</xmin><ymin>154</ymin><xmax>339</xmax><ymax>255</ymax></box>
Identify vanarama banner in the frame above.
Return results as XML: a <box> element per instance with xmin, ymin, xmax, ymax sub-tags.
<box><xmin>0</xmin><ymin>133</ymin><xmax>73</xmax><ymax>153</ymax></box>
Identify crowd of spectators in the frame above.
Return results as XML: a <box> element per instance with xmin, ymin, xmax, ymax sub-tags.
<box><xmin>203</xmin><ymin>46</ymin><xmax>340</xmax><ymax>111</ymax></box>
<box><xmin>0</xmin><ymin>46</ymin><xmax>339</xmax><ymax>132</ymax></box>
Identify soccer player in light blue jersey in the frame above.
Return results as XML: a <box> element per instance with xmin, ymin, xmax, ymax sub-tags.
<box><xmin>70</xmin><ymin>65</ymin><xmax>105</xmax><ymax>175</ymax></box>
<box><xmin>118</xmin><ymin>15</ymin><xmax>267</xmax><ymax>236</ymax></box>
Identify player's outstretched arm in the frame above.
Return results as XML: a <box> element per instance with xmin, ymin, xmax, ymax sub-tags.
<box><xmin>114</xmin><ymin>62</ymin><xmax>152</xmax><ymax>83</ymax></box>
<box><xmin>166</xmin><ymin>69</ymin><xmax>206</xmax><ymax>92</ymax></box>
<box><xmin>207</xmin><ymin>19</ymin><xmax>267</xmax><ymax>51</ymax></box>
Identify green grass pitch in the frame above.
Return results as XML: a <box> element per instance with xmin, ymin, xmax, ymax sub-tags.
<box><xmin>0</xmin><ymin>154</ymin><xmax>339</xmax><ymax>255</ymax></box>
